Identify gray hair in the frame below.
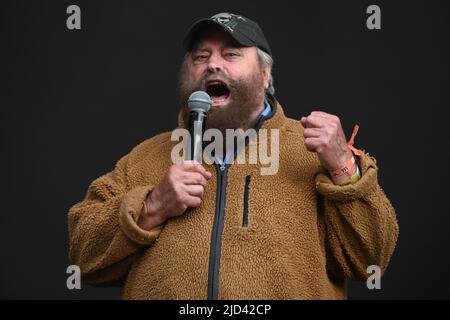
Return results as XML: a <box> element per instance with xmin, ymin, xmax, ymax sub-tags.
<box><xmin>256</xmin><ymin>48</ymin><xmax>275</xmax><ymax>96</ymax></box>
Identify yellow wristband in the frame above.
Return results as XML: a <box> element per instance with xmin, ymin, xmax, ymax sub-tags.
<box><xmin>337</xmin><ymin>166</ymin><xmax>361</xmax><ymax>186</ymax></box>
<box><xmin>349</xmin><ymin>166</ymin><xmax>361</xmax><ymax>184</ymax></box>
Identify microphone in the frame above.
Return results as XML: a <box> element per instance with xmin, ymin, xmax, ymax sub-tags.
<box><xmin>187</xmin><ymin>91</ymin><xmax>211</xmax><ymax>162</ymax></box>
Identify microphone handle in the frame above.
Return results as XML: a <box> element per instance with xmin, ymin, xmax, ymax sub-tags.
<box><xmin>188</xmin><ymin>111</ymin><xmax>207</xmax><ymax>162</ymax></box>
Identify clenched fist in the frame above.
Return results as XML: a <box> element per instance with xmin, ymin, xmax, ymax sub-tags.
<box><xmin>301</xmin><ymin>111</ymin><xmax>356</xmax><ymax>183</ymax></box>
<box><xmin>137</xmin><ymin>161</ymin><xmax>212</xmax><ymax>231</ymax></box>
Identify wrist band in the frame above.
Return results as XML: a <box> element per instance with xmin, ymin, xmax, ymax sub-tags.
<box><xmin>329</xmin><ymin>123</ymin><xmax>363</xmax><ymax>185</ymax></box>
<box><xmin>329</xmin><ymin>124</ymin><xmax>362</xmax><ymax>178</ymax></box>
<box><xmin>348</xmin><ymin>124</ymin><xmax>363</xmax><ymax>156</ymax></box>
<box><xmin>336</xmin><ymin>165</ymin><xmax>361</xmax><ymax>186</ymax></box>
<box><xmin>350</xmin><ymin>165</ymin><xmax>361</xmax><ymax>184</ymax></box>
<box><xmin>331</xmin><ymin>156</ymin><xmax>356</xmax><ymax>177</ymax></box>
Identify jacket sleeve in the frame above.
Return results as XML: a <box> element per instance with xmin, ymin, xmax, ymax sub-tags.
<box><xmin>68</xmin><ymin>154</ymin><xmax>164</xmax><ymax>286</ymax></box>
<box><xmin>315</xmin><ymin>152</ymin><xmax>399</xmax><ymax>281</ymax></box>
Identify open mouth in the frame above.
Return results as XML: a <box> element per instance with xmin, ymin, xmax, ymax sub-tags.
<box><xmin>206</xmin><ymin>80</ymin><xmax>231</xmax><ymax>106</ymax></box>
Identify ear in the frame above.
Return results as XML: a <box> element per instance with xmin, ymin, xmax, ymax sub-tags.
<box><xmin>262</xmin><ymin>65</ymin><xmax>271</xmax><ymax>90</ymax></box>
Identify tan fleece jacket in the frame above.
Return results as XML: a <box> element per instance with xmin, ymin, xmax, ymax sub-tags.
<box><xmin>68</xmin><ymin>101</ymin><xmax>399</xmax><ymax>299</ymax></box>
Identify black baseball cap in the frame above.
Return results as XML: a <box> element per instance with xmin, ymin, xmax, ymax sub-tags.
<box><xmin>183</xmin><ymin>12</ymin><xmax>272</xmax><ymax>56</ymax></box>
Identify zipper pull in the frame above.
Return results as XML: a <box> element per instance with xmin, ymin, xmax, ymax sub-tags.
<box><xmin>220</xmin><ymin>164</ymin><xmax>226</xmax><ymax>171</ymax></box>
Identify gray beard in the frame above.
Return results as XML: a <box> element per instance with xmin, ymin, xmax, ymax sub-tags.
<box><xmin>178</xmin><ymin>67</ymin><xmax>266</xmax><ymax>135</ymax></box>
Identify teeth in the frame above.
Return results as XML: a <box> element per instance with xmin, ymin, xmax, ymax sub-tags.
<box><xmin>211</xmin><ymin>96</ymin><xmax>228</xmax><ymax>104</ymax></box>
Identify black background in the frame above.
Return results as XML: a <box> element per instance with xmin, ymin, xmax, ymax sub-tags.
<box><xmin>2</xmin><ymin>0</ymin><xmax>450</xmax><ymax>299</ymax></box>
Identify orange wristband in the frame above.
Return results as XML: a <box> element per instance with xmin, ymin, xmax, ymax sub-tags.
<box><xmin>330</xmin><ymin>156</ymin><xmax>356</xmax><ymax>177</ymax></box>
<box><xmin>348</xmin><ymin>124</ymin><xmax>363</xmax><ymax>156</ymax></box>
<box><xmin>329</xmin><ymin>123</ymin><xmax>363</xmax><ymax>181</ymax></box>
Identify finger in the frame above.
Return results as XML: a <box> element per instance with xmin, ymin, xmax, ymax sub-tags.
<box><xmin>303</xmin><ymin>128</ymin><xmax>323</xmax><ymax>138</ymax></box>
<box><xmin>310</xmin><ymin>111</ymin><xmax>332</xmax><ymax>118</ymax></box>
<box><xmin>311</xmin><ymin>111</ymin><xmax>340</xmax><ymax>123</ymax></box>
<box><xmin>303</xmin><ymin>115</ymin><xmax>327</xmax><ymax>128</ymax></box>
<box><xmin>183</xmin><ymin>160</ymin><xmax>199</xmax><ymax>165</ymax></box>
<box><xmin>300</xmin><ymin>117</ymin><xmax>307</xmax><ymax>127</ymax></box>
<box><xmin>304</xmin><ymin>137</ymin><xmax>324</xmax><ymax>152</ymax></box>
<box><xmin>182</xmin><ymin>172</ymin><xmax>208</xmax><ymax>186</ymax></box>
<box><xmin>185</xmin><ymin>184</ymin><xmax>205</xmax><ymax>198</ymax></box>
<box><xmin>182</xmin><ymin>161</ymin><xmax>212</xmax><ymax>179</ymax></box>
<box><xmin>185</xmin><ymin>195</ymin><xmax>202</xmax><ymax>208</ymax></box>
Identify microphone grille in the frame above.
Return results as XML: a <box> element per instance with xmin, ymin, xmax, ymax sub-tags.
<box><xmin>188</xmin><ymin>91</ymin><xmax>211</xmax><ymax>113</ymax></box>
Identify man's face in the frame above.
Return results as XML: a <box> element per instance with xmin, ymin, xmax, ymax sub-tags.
<box><xmin>179</xmin><ymin>26</ymin><xmax>270</xmax><ymax>133</ymax></box>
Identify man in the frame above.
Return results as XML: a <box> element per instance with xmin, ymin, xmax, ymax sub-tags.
<box><xmin>68</xmin><ymin>12</ymin><xmax>399</xmax><ymax>299</ymax></box>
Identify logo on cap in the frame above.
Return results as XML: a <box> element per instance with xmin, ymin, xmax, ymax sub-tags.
<box><xmin>210</xmin><ymin>13</ymin><xmax>247</xmax><ymax>32</ymax></box>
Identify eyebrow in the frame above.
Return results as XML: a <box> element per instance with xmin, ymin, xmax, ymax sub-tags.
<box><xmin>192</xmin><ymin>48</ymin><xmax>211</xmax><ymax>53</ymax></box>
<box><xmin>192</xmin><ymin>46</ymin><xmax>244</xmax><ymax>54</ymax></box>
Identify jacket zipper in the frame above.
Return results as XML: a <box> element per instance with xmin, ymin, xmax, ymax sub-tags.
<box><xmin>206</xmin><ymin>99</ymin><xmax>276</xmax><ymax>300</ymax></box>
<box><xmin>242</xmin><ymin>174</ymin><xmax>252</xmax><ymax>228</ymax></box>
<box><xmin>207</xmin><ymin>163</ymin><xmax>228</xmax><ymax>300</ymax></box>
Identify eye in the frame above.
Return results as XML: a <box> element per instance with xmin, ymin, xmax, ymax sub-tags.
<box><xmin>225</xmin><ymin>52</ymin><xmax>239</xmax><ymax>58</ymax></box>
<box><xmin>193</xmin><ymin>54</ymin><xmax>208</xmax><ymax>62</ymax></box>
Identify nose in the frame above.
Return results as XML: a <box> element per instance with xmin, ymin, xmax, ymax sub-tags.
<box><xmin>207</xmin><ymin>53</ymin><xmax>223</xmax><ymax>73</ymax></box>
